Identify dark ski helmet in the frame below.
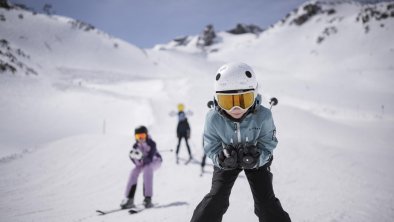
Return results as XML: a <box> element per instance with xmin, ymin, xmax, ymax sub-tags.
<box><xmin>134</xmin><ymin>125</ymin><xmax>148</xmax><ymax>135</ymax></box>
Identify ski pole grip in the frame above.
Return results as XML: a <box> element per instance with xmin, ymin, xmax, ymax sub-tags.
<box><xmin>269</xmin><ymin>97</ymin><xmax>278</xmax><ymax>106</ymax></box>
<box><xmin>269</xmin><ymin>97</ymin><xmax>278</xmax><ymax>110</ymax></box>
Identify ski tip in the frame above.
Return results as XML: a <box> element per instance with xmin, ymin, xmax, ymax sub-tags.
<box><xmin>96</xmin><ymin>210</ymin><xmax>106</xmax><ymax>215</ymax></box>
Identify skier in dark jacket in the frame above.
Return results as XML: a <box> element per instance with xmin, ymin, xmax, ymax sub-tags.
<box><xmin>190</xmin><ymin>62</ymin><xmax>291</xmax><ymax>222</ymax></box>
<box><xmin>120</xmin><ymin>126</ymin><xmax>162</xmax><ymax>209</ymax></box>
<box><xmin>175</xmin><ymin>103</ymin><xmax>193</xmax><ymax>163</ymax></box>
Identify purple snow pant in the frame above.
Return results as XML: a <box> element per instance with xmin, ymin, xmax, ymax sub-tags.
<box><xmin>125</xmin><ymin>156</ymin><xmax>162</xmax><ymax>198</ymax></box>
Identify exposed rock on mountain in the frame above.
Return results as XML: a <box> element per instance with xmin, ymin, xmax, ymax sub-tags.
<box><xmin>226</xmin><ymin>23</ymin><xmax>263</xmax><ymax>35</ymax></box>
<box><xmin>0</xmin><ymin>39</ymin><xmax>37</xmax><ymax>75</ymax></box>
<box><xmin>197</xmin><ymin>24</ymin><xmax>217</xmax><ymax>47</ymax></box>
<box><xmin>356</xmin><ymin>2</ymin><xmax>394</xmax><ymax>32</ymax></box>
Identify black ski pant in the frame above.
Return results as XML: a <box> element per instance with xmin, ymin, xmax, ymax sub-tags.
<box><xmin>176</xmin><ymin>135</ymin><xmax>192</xmax><ymax>157</ymax></box>
<box><xmin>190</xmin><ymin>165</ymin><xmax>291</xmax><ymax>222</ymax></box>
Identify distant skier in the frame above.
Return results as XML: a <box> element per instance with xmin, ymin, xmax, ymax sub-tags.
<box><xmin>190</xmin><ymin>62</ymin><xmax>291</xmax><ymax>222</ymax></box>
<box><xmin>174</xmin><ymin>103</ymin><xmax>193</xmax><ymax>163</ymax></box>
<box><xmin>120</xmin><ymin>126</ymin><xmax>162</xmax><ymax>209</ymax></box>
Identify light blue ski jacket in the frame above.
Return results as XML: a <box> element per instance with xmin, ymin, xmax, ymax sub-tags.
<box><xmin>203</xmin><ymin>95</ymin><xmax>278</xmax><ymax>169</ymax></box>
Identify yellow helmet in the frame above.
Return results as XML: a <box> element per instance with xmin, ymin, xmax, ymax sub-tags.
<box><xmin>177</xmin><ymin>103</ymin><xmax>185</xmax><ymax>112</ymax></box>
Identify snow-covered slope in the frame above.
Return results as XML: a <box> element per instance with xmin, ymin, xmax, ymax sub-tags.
<box><xmin>0</xmin><ymin>4</ymin><xmax>162</xmax><ymax>157</ymax></box>
<box><xmin>1</xmin><ymin>1</ymin><xmax>394</xmax><ymax>222</ymax></box>
<box><xmin>0</xmin><ymin>6</ymin><xmax>152</xmax><ymax>74</ymax></box>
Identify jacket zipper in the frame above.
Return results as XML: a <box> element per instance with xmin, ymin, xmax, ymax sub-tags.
<box><xmin>234</xmin><ymin>122</ymin><xmax>241</xmax><ymax>143</ymax></box>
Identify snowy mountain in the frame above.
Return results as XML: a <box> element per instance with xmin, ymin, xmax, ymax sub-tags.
<box><xmin>0</xmin><ymin>3</ymin><xmax>153</xmax><ymax>76</ymax></box>
<box><xmin>1</xmin><ymin>0</ymin><xmax>394</xmax><ymax>222</ymax></box>
<box><xmin>157</xmin><ymin>1</ymin><xmax>394</xmax><ymax>65</ymax></box>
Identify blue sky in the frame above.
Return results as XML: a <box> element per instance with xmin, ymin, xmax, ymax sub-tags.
<box><xmin>10</xmin><ymin>0</ymin><xmax>375</xmax><ymax>48</ymax></box>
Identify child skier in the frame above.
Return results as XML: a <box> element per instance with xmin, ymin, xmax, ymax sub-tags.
<box><xmin>120</xmin><ymin>126</ymin><xmax>162</xmax><ymax>209</ymax></box>
<box><xmin>190</xmin><ymin>62</ymin><xmax>291</xmax><ymax>222</ymax></box>
<box><xmin>175</xmin><ymin>103</ymin><xmax>192</xmax><ymax>163</ymax></box>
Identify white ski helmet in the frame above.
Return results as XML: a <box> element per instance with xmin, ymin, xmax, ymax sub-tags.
<box><xmin>214</xmin><ymin>62</ymin><xmax>258</xmax><ymax>94</ymax></box>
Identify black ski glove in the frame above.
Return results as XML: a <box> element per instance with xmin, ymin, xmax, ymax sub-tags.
<box><xmin>238</xmin><ymin>144</ymin><xmax>261</xmax><ymax>169</ymax></box>
<box><xmin>218</xmin><ymin>145</ymin><xmax>238</xmax><ymax>170</ymax></box>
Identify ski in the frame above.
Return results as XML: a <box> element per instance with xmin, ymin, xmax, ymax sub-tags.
<box><xmin>96</xmin><ymin>208</ymin><xmax>125</xmax><ymax>215</ymax></box>
<box><xmin>96</xmin><ymin>204</ymin><xmax>146</xmax><ymax>215</ymax></box>
<box><xmin>128</xmin><ymin>207</ymin><xmax>145</xmax><ymax>214</ymax></box>
<box><xmin>128</xmin><ymin>203</ymin><xmax>158</xmax><ymax>214</ymax></box>
<box><xmin>96</xmin><ymin>201</ymin><xmax>188</xmax><ymax>216</ymax></box>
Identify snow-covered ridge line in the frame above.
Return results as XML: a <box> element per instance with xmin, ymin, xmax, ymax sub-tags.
<box><xmin>154</xmin><ymin>0</ymin><xmax>394</xmax><ymax>53</ymax></box>
<box><xmin>282</xmin><ymin>0</ymin><xmax>394</xmax><ymax>25</ymax></box>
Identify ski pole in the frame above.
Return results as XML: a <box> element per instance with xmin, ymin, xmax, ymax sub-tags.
<box><xmin>160</xmin><ymin>149</ymin><xmax>174</xmax><ymax>153</ymax></box>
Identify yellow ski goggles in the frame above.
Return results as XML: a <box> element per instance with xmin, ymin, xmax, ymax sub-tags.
<box><xmin>216</xmin><ymin>91</ymin><xmax>255</xmax><ymax>111</ymax></box>
<box><xmin>135</xmin><ymin>133</ymin><xmax>147</xmax><ymax>140</ymax></box>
